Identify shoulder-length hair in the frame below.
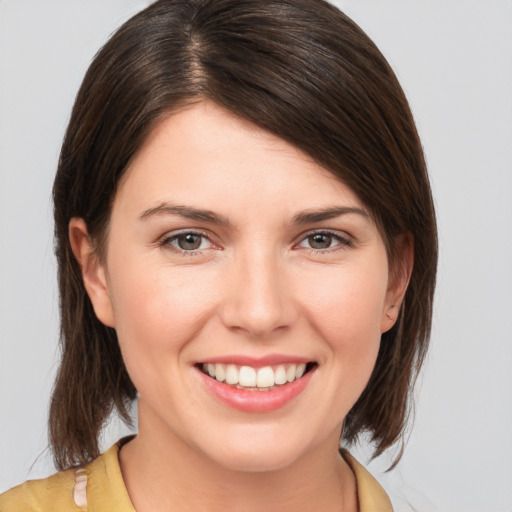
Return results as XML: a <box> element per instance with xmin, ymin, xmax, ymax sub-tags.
<box><xmin>51</xmin><ymin>0</ymin><xmax>437</xmax><ymax>470</ymax></box>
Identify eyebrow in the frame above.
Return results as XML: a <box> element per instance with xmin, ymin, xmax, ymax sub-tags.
<box><xmin>291</xmin><ymin>206</ymin><xmax>369</xmax><ymax>224</ymax></box>
<box><xmin>139</xmin><ymin>203</ymin><xmax>369</xmax><ymax>226</ymax></box>
<box><xmin>139</xmin><ymin>203</ymin><xmax>230</xmax><ymax>225</ymax></box>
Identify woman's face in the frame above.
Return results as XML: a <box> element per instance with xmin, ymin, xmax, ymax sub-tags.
<box><xmin>76</xmin><ymin>101</ymin><xmax>403</xmax><ymax>472</ymax></box>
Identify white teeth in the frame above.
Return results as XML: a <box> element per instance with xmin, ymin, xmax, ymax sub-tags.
<box><xmin>256</xmin><ymin>366</ymin><xmax>274</xmax><ymax>387</ymax></box>
<box><xmin>274</xmin><ymin>365</ymin><xmax>287</xmax><ymax>385</ymax></box>
<box><xmin>225</xmin><ymin>364</ymin><xmax>239</xmax><ymax>385</ymax></box>
<box><xmin>296</xmin><ymin>363</ymin><xmax>306</xmax><ymax>379</ymax></box>
<box><xmin>239</xmin><ymin>366</ymin><xmax>257</xmax><ymax>387</ymax></box>
<box><xmin>215</xmin><ymin>363</ymin><xmax>226</xmax><ymax>382</ymax></box>
<box><xmin>202</xmin><ymin>362</ymin><xmax>311</xmax><ymax>389</ymax></box>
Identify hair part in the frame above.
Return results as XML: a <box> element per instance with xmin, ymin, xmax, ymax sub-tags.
<box><xmin>51</xmin><ymin>0</ymin><xmax>437</xmax><ymax>470</ymax></box>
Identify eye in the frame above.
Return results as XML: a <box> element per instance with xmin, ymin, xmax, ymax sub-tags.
<box><xmin>297</xmin><ymin>231</ymin><xmax>351</xmax><ymax>251</ymax></box>
<box><xmin>161</xmin><ymin>231</ymin><xmax>214</xmax><ymax>253</ymax></box>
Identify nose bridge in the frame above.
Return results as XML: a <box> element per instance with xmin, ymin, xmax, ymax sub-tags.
<box><xmin>221</xmin><ymin>242</ymin><xmax>294</xmax><ymax>337</ymax></box>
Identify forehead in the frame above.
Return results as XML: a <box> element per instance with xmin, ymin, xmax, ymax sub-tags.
<box><xmin>114</xmin><ymin>101</ymin><xmax>366</xmax><ymax>221</ymax></box>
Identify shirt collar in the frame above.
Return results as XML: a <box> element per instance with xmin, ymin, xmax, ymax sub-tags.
<box><xmin>86</xmin><ymin>439</ymin><xmax>393</xmax><ymax>512</ymax></box>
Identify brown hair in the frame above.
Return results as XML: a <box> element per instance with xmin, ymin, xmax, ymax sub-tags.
<box><xmin>51</xmin><ymin>0</ymin><xmax>437</xmax><ymax>470</ymax></box>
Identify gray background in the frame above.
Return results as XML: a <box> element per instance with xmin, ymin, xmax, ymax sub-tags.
<box><xmin>1</xmin><ymin>1</ymin><xmax>511</xmax><ymax>511</ymax></box>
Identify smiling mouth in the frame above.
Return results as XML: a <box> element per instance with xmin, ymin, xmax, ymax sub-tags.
<box><xmin>198</xmin><ymin>362</ymin><xmax>317</xmax><ymax>391</ymax></box>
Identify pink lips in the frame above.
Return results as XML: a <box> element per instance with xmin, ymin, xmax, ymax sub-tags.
<box><xmin>196</xmin><ymin>356</ymin><xmax>315</xmax><ymax>413</ymax></box>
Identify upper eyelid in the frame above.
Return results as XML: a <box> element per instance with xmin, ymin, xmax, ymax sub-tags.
<box><xmin>165</xmin><ymin>227</ymin><xmax>209</xmax><ymax>234</ymax></box>
<box><xmin>160</xmin><ymin>228</ymin><xmax>213</xmax><ymax>241</ymax></box>
<box><xmin>295</xmin><ymin>228</ymin><xmax>352</xmax><ymax>243</ymax></box>
<box><xmin>159</xmin><ymin>229</ymin><xmax>215</xmax><ymax>248</ymax></box>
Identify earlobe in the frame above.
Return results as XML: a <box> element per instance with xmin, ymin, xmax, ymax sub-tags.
<box><xmin>381</xmin><ymin>303</ymin><xmax>400</xmax><ymax>334</ymax></box>
<box><xmin>68</xmin><ymin>218</ymin><xmax>116</xmax><ymax>328</ymax></box>
<box><xmin>381</xmin><ymin>234</ymin><xmax>414</xmax><ymax>333</ymax></box>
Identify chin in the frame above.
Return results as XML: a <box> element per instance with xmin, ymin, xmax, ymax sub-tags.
<box><xmin>196</xmin><ymin>425</ymin><xmax>315</xmax><ymax>473</ymax></box>
<box><xmin>210</xmin><ymin>447</ymin><xmax>301</xmax><ymax>473</ymax></box>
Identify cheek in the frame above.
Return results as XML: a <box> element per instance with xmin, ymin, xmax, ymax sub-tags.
<box><xmin>299</xmin><ymin>263</ymin><xmax>388</xmax><ymax>343</ymax></box>
<box><xmin>296</xmin><ymin>262</ymin><xmax>387</xmax><ymax>398</ymax></box>
<box><xmin>106</xmin><ymin>259</ymin><xmax>219</xmax><ymax>371</ymax></box>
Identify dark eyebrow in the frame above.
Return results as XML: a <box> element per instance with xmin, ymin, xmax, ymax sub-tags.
<box><xmin>291</xmin><ymin>206</ymin><xmax>369</xmax><ymax>224</ymax></box>
<box><xmin>139</xmin><ymin>203</ymin><xmax>230</xmax><ymax>225</ymax></box>
<box><xmin>139</xmin><ymin>203</ymin><xmax>367</xmax><ymax>226</ymax></box>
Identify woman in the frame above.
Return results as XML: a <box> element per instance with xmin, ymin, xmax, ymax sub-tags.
<box><xmin>0</xmin><ymin>0</ymin><xmax>437</xmax><ymax>510</ymax></box>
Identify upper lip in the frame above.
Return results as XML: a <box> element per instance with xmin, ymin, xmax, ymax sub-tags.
<box><xmin>198</xmin><ymin>354</ymin><xmax>313</xmax><ymax>367</ymax></box>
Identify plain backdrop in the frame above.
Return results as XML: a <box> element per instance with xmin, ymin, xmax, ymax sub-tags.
<box><xmin>1</xmin><ymin>1</ymin><xmax>511</xmax><ymax>511</ymax></box>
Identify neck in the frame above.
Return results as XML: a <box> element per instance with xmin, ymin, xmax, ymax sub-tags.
<box><xmin>119</xmin><ymin>402</ymin><xmax>357</xmax><ymax>512</ymax></box>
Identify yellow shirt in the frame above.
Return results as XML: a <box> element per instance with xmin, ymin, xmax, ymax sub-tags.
<box><xmin>0</xmin><ymin>441</ymin><xmax>393</xmax><ymax>511</ymax></box>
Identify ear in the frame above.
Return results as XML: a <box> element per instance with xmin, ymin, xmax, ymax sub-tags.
<box><xmin>381</xmin><ymin>233</ymin><xmax>414</xmax><ymax>333</ymax></box>
<box><xmin>69</xmin><ymin>218</ymin><xmax>116</xmax><ymax>328</ymax></box>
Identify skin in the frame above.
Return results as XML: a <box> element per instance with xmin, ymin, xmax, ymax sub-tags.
<box><xmin>70</xmin><ymin>101</ymin><xmax>410</xmax><ymax>512</ymax></box>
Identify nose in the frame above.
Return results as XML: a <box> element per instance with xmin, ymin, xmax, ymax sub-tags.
<box><xmin>219</xmin><ymin>247</ymin><xmax>297</xmax><ymax>338</ymax></box>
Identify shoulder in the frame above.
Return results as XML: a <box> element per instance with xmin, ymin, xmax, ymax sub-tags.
<box><xmin>0</xmin><ymin>438</ymin><xmax>135</xmax><ymax>512</ymax></box>
<box><xmin>342</xmin><ymin>450</ymin><xmax>394</xmax><ymax>512</ymax></box>
<box><xmin>0</xmin><ymin>467</ymin><xmax>79</xmax><ymax>512</ymax></box>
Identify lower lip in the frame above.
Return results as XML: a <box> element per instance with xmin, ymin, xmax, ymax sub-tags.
<box><xmin>197</xmin><ymin>367</ymin><xmax>315</xmax><ymax>413</ymax></box>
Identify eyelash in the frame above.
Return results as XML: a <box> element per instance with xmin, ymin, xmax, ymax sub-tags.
<box><xmin>158</xmin><ymin>229</ymin><xmax>352</xmax><ymax>256</ymax></box>
<box><xmin>296</xmin><ymin>230</ymin><xmax>353</xmax><ymax>253</ymax></box>
<box><xmin>158</xmin><ymin>230</ymin><xmax>215</xmax><ymax>256</ymax></box>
